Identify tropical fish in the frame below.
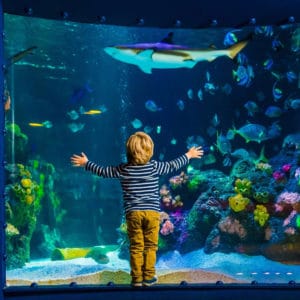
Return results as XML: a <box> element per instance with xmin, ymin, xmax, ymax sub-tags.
<box><xmin>267</xmin><ymin>122</ymin><xmax>282</xmax><ymax>139</ymax></box>
<box><xmin>187</xmin><ymin>88</ymin><xmax>194</xmax><ymax>100</ymax></box>
<box><xmin>291</xmin><ymin>28</ymin><xmax>300</xmax><ymax>53</ymax></box>
<box><xmin>244</xmin><ymin>100</ymin><xmax>259</xmax><ymax>116</ymax></box>
<box><xmin>68</xmin><ymin>123</ymin><xmax>85</xmax><ymax>133</ymax></box>
<box><xmin>29</xmin><ymin>121</ymin><xmax>52</xmax><ymax>128</ymax></box>
<box><xmin>223</xmin><ymin>30</ymin><xmax>240</xmax><ymax>47</ymax></box>
<box><xmin>215</xmin><ymin>132</ymin><xmax>232</xmax><ymax>155</ymax></box>
<box><xmin>83</xmin><ymin>109</ymin><xmax>102</xmax><ymax>115</ymax></box>
<box><xmin>143</xmin><ymin>126</ymin><xmax>153</xmax><ymax>133</ymax></box>
<box><xmin>197</xmin><ymin>88</ymin><xmax>203</xmax><ymax>100</ymax></box>
<box><xmin>228</xmin><ymin>123</ymin><xmax>268</xmax><ymax>143</ymax></box>
<box><xmin>145</xmin><ymin>100</ymin><xmax>162</xmax><ymax>112</ymax></box>
<box><xmin>104</xmin><ymin>32</ymin><xmax>250</xmax><ymax>74</ymax></box>
<box><xmin>170</xmin><ymin>138</ymin><xmax>177</xmax><ymax>145</ymax></box>
<box><xmin>284</xmin><ymin>98</ymin><xmax>300</xmax><ymax>110</ymax></box>
<box><xmin>272</xmin><ymin>81</ymin><xmax>283</xmax><ymax>101</ymax></box>
<box><xmin>232</xmin><ymin>65</ymin><xmax>254</xmax><ymax>87</ymax></box>
<box><xmin>131</xmin><ymin>118</ymin><xmax>143</xmax><ymax>129</ymax></box>
<box><xmin>156</xmin><ymin>125</ymin><xmax>161</xmax><ymax>134</ymax></box>
<box><xmin>211</xmin><ymin>113</ymin><xmax>220</xmax><ymax>127</ymax></box>
<box><xmin>67</xmin><ymin>109</ymin><xmax>80</xmax><ymax>120</ymax></box>
<box><xmin>176</xmin><ymin>99</ymin><xmax>185</xmax><ymax>111</ymax></box>
<box><xmin>263</xmin><ymin>58</ymin><xmax>273</xmax><ymax>70</ymax></box>
<box><xmin>264</xmin><ymin>105</ymin><xmax>283</xmax><ymax>118</ymax></box>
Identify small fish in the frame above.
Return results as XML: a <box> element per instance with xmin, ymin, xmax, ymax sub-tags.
<box><xmin>143</xmin><ymin>126</ymin><xmax>153</xmax><ymax>133</ymax></box>
<box><xmin>145</xmin><ymin>100</ymin><xmax>162</xmax><ymax>112</ymax></box>
<box><xmin>244</xmin><ymin>101</ymin><xmax>259</xmax><ymax>117</ymax></box>
<box><xmin>197</xmin><ymin>88</ymin><xmax>203</xmax><ymax>101</ymax></box>
<box><xmin>131</xmin><ymin>118</ymin><xmax>143</xmax><ymax>129</ymax></box>
<box><xmin>156</xmin><ymin>125</ymin><xmax>161</xmax><ymax>134</ymax></box>
<box><xmin>68</xmin><ymin>122</ymin><xmax>85</xmax><ymax>133</ymax></box>
<box><xmin>29</xmin><ymin>121</ymin><xmax>53</xmax><ymax>128</ymax></box>
<box><xmin>67</xmin><ymin>110</ymin><xmax>80</xmax><ymax>120</ymax></box>
<box><xmin>232</xmin><ymin>65</ymin><xmax>254</xmax><ymax>87</ymax></box>
<box><xmin>223</xmin><ymin>31</ymin><xmax>239</xmax><ymax>47</ymax></box>
<box><xmin>286</xmin><ymin>71</ymin><xmax>297</xmax><ymax>83</ymax></box>
<box><xmin>176</xmin><ymin>99</ymin><xmax>185</xmax><ymax>111</ymax></box>
<box><xmin>263</xmin><ymin>58</ymin><xmax>273</xmax><ymax>70</ymax></box>
<box><xmin>285</xmin><ymin>98</ymin><xmax>300</xmax><ymax>110</ymax></box>
<box><xmin>187</xmin><ymin>88</ymin><xmax>194</xmax><ymax>100</ymax></box>
<box><xmin>83</xmin><ymin>109</ymin><xmax>102</xmax><ymax>115</ymax></box>
<box><xmin>170</xmin><ymin>138</ymin><xmax>177</xmax><ymax>145</ymax></box>
<box><xmin>264</xmin><ymin>105</ymin><xmax>283</xmax><ymax>118</ymax></box>
<box><xmin>211</xmin><ymin>113</ymin><xmax>220</xmax><ymax>127</ymax></box>
<box><xmin>272</xmin><ymin>81</ymin><xmax>283</xmax><ymax>101</ymax></box>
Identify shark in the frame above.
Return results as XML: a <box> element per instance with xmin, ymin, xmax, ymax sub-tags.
<box><xmin>104</xmin><ymin>32</ymin><xmax>250</xmax><ymax>74</ymax></box>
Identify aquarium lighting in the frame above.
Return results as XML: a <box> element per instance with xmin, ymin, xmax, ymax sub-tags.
<box><xmin>251</xmin><ymin>272</ymin><xmax>258</xmax><ymax>275</ymax></box>
<box><xmin>286</xmin><ymin>272</ymin><xmax>293</xmax><ymax>275</ymax></box>
<box><xmin>263</xmin><ymin>272</ymin><xmax>270</xmax><ymax>275</ymax></box>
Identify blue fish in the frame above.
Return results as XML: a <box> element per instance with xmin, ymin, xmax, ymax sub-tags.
<box><xmin>264</xmin><ymin>106</ymin><xmax>283</xmax><ymax>118</ymax></box>
<box><xmin>263</xmin><ymin>58</ymin><xmax>273</xmax><ymax>70</ymax></box>
<box><xmin>232</xmin><ymin>65</ymin><xmax>254</xmax><ymax>87</ymax></box>
<box><xmin>286</xmin><ymin>71</ymin><xmax>297</xmax><ymax>83</ymax></box>
<box><xmin>244</xmin><ymin>101</ymin><xmax>259</xmax><ymax>116</ymax></box>
<box><xmin>223</xmin><ymin>31</ymin><xmax>239</xmax><ymax>47</ymax></box>
<box><xmin>272</xmin><ymin>81</ymin><xmax>283</xmax><ymax>101</ymax></box>
<box><xmin>176</xmin><ymin>99</ymin><xmax>185</xmax><ymax>111</ymax></box>
<box><xmin>131</xmin><ymin>118</ymin><xmax>143</xmax><ymax>129</ymax></box>
<box><xmin>145</xmin><ymin>100</ymin><xmax>162</xmax><ymax>112</ymax></box>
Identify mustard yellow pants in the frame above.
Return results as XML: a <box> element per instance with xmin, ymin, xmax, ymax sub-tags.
<box><xmin>126</xmin><ymin>210</ymin><xmax>160</xmax><ymax>283</ymax></box>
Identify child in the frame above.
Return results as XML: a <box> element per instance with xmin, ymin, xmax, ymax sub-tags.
<box><xmin>70</xmin><ymin>131</ymin><xmax>204</xmax><ymax>287</ymax></box>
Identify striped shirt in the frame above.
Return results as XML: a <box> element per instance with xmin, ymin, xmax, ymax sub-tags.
<box><xmin>85</xmin><ymin>154</ymin><xmax>189</xmax><ymax>214</ymax></box>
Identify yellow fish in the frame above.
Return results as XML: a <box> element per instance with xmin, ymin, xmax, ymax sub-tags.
<box><xmin>83</xmin><ymin>109</ymin><xmax>102</xmax><ymax>115</ymax></box>
<box><xmin>28</xmin><ymin>121</ymin><xmax>53</xmax><ymax>128</ymax></box>
<box><xmin>29</xmin><ymin>123</ymin><xmax>44</xmax><ymax>127</ymax></box>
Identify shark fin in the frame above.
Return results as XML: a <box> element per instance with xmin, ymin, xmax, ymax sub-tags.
<box><xmin>138</xmin><ymin>65</ymin><xmax>152</xmax><ymax>74</ymax></box>
<box><xmin>160</xmin><ymin>32</ymin><xmax>174</xmax><ymax>44</ymax></box>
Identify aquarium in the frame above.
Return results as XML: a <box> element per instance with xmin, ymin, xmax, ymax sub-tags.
<box><xmin>3</xmin><ymin>13</ymin><xmax>300</xmax><ymax>286</ymax></box>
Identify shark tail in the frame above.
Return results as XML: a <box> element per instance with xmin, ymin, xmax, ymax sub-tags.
<box><xmin>227</xmin><ymin>39</ymin><xmax>249</xmax><ymax>59</ymax></box>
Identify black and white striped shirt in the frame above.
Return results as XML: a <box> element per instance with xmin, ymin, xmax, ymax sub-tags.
<box><xmin>85</xmin><ymin>154</ymin><xmax>189</xmax><ymax>214</ymax></box>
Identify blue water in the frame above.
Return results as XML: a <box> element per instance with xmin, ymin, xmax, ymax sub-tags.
<box><xmin>3</xmin><ymin>13</ymin><xmax>300</xmax><ymax>285</ymax></box>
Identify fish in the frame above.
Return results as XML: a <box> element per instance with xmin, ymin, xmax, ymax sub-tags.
<box><xmin>211</xmin><ymin>113</ymin><xmax>220</xmax><ymax>127</ymax></box>
<box><xmin>176</xmin><ymin>99</ymin><xmax>185</xmax><ymax>111</ymax></box>
<box><xmin>232</xmin><ymin>65</ymin><xmax>254</xmax><ymax>87</ymax></box>
<box><xmin>244</xmin><ymin>101</ymin><xmax>259</xmax><ymax>117</ymax></box>
<box><xmin>215</xmin><ymin>132</ymin><xmax>232</xmax><ymax>155</ymax></box>
<box><xmin>67</xmin><ymin>110</ymin><xmax>80</xmax><ymax>120</ymax></box>
<box><xmin>291</xmin><ymin>28</ymin><xmax>300</xmax><ymax>53</ymax></box>
<box><xmin>228</xmin><ymin>123</ymin><xmax>269</xmax><ymax>143</ymax></box>
<box><xmin>197</xmin><ymin>88</ymin><xmax>203</xmax><ymax>100</ymax></box>
<box><xmin>104</xmin><ymin>32</ymin><xmax>250</xmax><ymax>74</ymax></box>
<box><xmin>264</xmin><ymin>105</ymin><xmax>283</xmax><ymax>118</ymax></box>
<box><xmin>223</xmin><ymin>30</ymin><xmax>239</xmax><ymax>47</ymax></box>
<box><xmin>131</xmin><ymin>118</ymin><xmax>143</xmax><ymax>129</ymax></box>
<box><xmin>6</xmin><ymin>46</ymin><xmax>38</xmax><ymax>70</ymax></box>
<box><xmin>68</xmin><ymin>123</ymin><xmax>85</xmax><ymax>133</ymax></box>
<box><xmin>83</xmin><ymin>109</ymin><xmax>102</xmax><ymax>115</ymax></box>
<box><xmin>272</xmin><ymin>81</ymin><xmax>283</xmax><ymax>101</ymax></box>
<box><xmin>29</xmin><ymin>121</ymin><xmax>53</xmax><ymax>128</ymax></box>
<box><xmin>284</xmin><ymin>98</ymin><xmax>300</xmax><ymax>110</ymax></box>
<box><xmin>187</xmin><ymin>88</ymin><xmax>194</xmax><ymax>100</ymax></box>
<box><xmin>145</xmin><ymin>100</ymin><xmax>162</xmax><ymax>112</ymax></box>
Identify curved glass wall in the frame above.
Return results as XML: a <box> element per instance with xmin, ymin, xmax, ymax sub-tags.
<box><xmin>3</xmin><ymin>14</ymin><xmax>300</xmax><ymax>286</ymax></box>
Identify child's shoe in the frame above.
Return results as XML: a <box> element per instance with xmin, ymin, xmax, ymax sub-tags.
<box><xmin>143</xmin><ymin>276</ymin><xmax>158</xmax><ymax>286</ymax></box>
<box><xmin>131</xmin><ymin>281</ymin><xmax>143</xmax><ymax>287</ymax></box>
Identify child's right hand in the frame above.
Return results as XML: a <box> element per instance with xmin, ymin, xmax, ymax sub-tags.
<box><xmin>70</xmin><ymin>152</ymin><xmax>88</xmax><ymax>167</ymax></box>
<box><xmin>186</xmin><ymin>146</ymin><xmax>204</xmax><ymax>160</ymax></box>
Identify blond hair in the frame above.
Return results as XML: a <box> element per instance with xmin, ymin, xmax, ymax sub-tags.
<box><xmin>126</xmin><ymin>131</ymin><xmax>154</xmax><ymax>165</ymax></box>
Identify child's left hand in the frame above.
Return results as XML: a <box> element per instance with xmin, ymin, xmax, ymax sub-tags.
<box><xmin>70</xmin><ymin>152</ymin><xmax>88</xmax><ymax>167</ymax></box>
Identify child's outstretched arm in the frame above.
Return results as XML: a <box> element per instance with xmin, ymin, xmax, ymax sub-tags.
<box><xmin>186</xmin><ymin>146</ymin><xmax>204</xmax><ymax>160</ymax></box>
<box><xmin>70</xmin><ymin>152</ymin><xmax>88</xmax><ymax>167</ymax></box>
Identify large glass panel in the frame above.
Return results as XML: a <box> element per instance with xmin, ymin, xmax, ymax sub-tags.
<box><xmin>3</xmin><ymin>14</ymin><xmax>300</xmax><ymax>286</ymax></box>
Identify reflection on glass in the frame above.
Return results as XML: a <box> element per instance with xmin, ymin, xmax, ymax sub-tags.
<box><xmin>3</xmin><ymin>14</ymin><xmax>300</xmax><ymax>286</ymax></box>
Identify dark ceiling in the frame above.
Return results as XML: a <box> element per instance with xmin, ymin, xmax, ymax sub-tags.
<box><xmin>2</xmin><ymin>0</ymin><xmax>300</xmax><ymax>28</ymax></box>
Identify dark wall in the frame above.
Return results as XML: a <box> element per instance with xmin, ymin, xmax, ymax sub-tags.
<box><xmin>2</xmin><ymin>0</ymin><xmax>300</xmax><ymax>28</ymax></box>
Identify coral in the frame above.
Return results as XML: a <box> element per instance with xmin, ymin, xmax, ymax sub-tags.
<box><xmin>254</xmin><ymin>205</ymin><xmax>269</xmax><ymax>226</ymax></box>
<box><xmin>169</xmin><ymin>171</ymin><xmax>188</xmax><ymax>189</ymax></box>
<box><xmin>5</xmin><ymin>223</ymin><xmax>20</xmax><ymax>237</ymax></box>
<box><xmin>228</xmin><ymin>193</ymin><xmax>250</xmax><ymax>212</ymax></box>
<box><xmin>272</xmin><ymin>170</ymin><xmax>286</xmax><ymax>183</ymax></box>
<box><xmin>218</xmin><ymin>216</ymin><xmax>247</xmax><ymax>239</ymax></box>
<box><xmin>160</xmin><ymin>220</ymin><xmax>174</xmax><ymax>236</ymax></box>
<box><xmin>253</xmin><ymin>190</ymin><xmax>271</xmax><ymax>203</ymax></box>
<box><xmin>255</xmin><ymin>162</ymin><xmax>272</xmax><ymax>174</ymax></box>
<box><xmin>234</xmin><ymin>178</ymin><xmax>252</xmax><ymax>196</ymax></box>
